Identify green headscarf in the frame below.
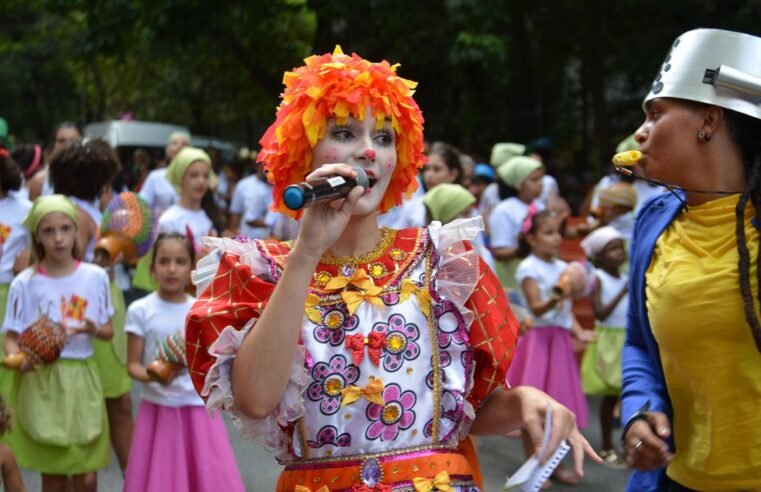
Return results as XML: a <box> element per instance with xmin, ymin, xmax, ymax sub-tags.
<box><xmin>490</xmin><ymin>142</ymin><xmax>526</xmax><ymax>168</ymax></box>
<box><xmin>23</xmin><ymin>194</ymin><xmax>79</xmax><ymax>233</ymax></box>
<box><xmin>497</xmin><ymin>156</ymin><xmax>543</xmax><ymax>189</ymax></box>
<box><xmin>165</xmin><ymin>146</ymin><xmax>218</xmax><ymax>194</ymax></box>
<box><xmin>423</xmin><ymin>184</ymin><xmax>476</xmax><ymax>224</ymax></box>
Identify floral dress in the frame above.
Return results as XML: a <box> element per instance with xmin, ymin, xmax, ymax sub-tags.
<box><xmin>186</xmin><ymin>217</ymin><xmax>519</xmax><ymax>491</ymax></box>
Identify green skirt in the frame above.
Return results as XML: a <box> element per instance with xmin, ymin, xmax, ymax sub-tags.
<box><xmin>132</xmin><ymin>253</ymin><xmax>159</xmax><ymax>292</ymax></box>
<box><xmin>0</xmin><ymin>358</ymin><xmax>110</xmax><ymax>474</ymax></box>
<box><xmin>581</xmin><ymin>326</ymin><xmax>626</xmax><ymax>396</ymax></box>
<box><xmin>0</xmin><ymin>283</ymin><xmax>9</xmax><ymax>325</ymax></box>
<box><xmin>92</xmin><ymin>281</ymin><xmax>132</xmax><ymax>398</ymax></box>
<box><xmin>494</xmin><ymin>257</ymin><xmax>521</xmax><ymax>290</ymax></box>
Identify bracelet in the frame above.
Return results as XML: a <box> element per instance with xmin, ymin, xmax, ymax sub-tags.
<box><xmin>621</xmin><ymin>400</ymin><xmax>650</xmax><ymax>442</ymax></box>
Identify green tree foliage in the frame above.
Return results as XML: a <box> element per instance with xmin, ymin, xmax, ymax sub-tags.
<box><xmin>1</xmin><ymin>0</ymin><xmax>759</xmax><ymax>186</ymax></box>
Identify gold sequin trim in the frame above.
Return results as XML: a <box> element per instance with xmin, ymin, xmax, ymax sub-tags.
<box><xmin>390</xmin><ymin>248</ymin><xmax>407</xmax><ymax>262</ymax></box>
<box><xmin>319</xmin><ymin>228</ymin><xmax>396</xmax><ymax>266</ymax></box>
<box><xmin>368</xmin><ymin>262</ymin><xmax>388</xmax><ymax>279</ymax></box>
<box><xmin>286</xmin><ymin>442</ymin><xmax>459</xmax><ymax>466</ymax></box>
<box><xmin>423</xmin><ymin>246</ymin><xmax>441</xmax><ymax>441</ymax></box>
<box><xmin>313</xmin><ymin>271</ymin><xmax>333</xmax><ymax>287</ymax></box>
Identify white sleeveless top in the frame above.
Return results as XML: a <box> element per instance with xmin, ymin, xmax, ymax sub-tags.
<box><xmin>595</xmin><ymin>269</ymin><xmax>628</xmax><ymax>328</ymax></box>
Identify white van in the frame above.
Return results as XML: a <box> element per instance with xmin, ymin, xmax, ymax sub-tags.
<box><xmin>84</xmin><ymin>120</ymin><xmax>191</xmax><ymax>190</ymax></box>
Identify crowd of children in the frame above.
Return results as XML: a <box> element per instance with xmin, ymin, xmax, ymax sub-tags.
<box><xmin>0</xmin><ymin>114</ymin><xmax>658</xmax><ymax>489</ymax></box>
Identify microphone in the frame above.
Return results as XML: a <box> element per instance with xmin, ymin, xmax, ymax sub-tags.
<box><xmin>283</xmin><ymin>167</ymin><xmax>375</xmax><ymax>211</ymax></box>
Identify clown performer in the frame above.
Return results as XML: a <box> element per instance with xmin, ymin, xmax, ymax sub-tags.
<box><xmin>186</xmin><ymin>47</ymin><xmax>599</xmax><ymax>491</ymax></box>
<box><xmin>621</xmin><ymin>29</ymin><xmax>761</xmax><ymax>491</ymax></box>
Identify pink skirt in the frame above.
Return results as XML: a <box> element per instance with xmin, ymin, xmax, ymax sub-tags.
<box><xmin>506</xmin><ymin>326</ymin><xmax>589</xmax><ymax>429</ymax></box>
<box><xmin>123</xmin><ymin>400</ymin><xmax>245</xmax><ymax>492</ymax></box>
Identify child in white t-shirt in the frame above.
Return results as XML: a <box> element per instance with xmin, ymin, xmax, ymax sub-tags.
<box><xmin>1</xmin><ymin>195</ymin><xmax>114</xmax><ymax>490</ymax></box>
<box><xmin>159</xmin><ymin>147</ymin><xmax>221</xmax><ymax>255</ymax></box>
<box><xmin>228</xmin><ymin>173</ymin><xmax>272</xmax><ymax>240</ymax></box>
<box><xmin>124</xmin><ymin>232</ymin><xmax>244</xmax><ymax>492</ymax></box>
<box><xmin>488</xmin><ymin>156</ymin><xmax>545</xmax><ymax>289</ymax></box>
<box><xmin>507</xmin><ymin>210</ymin><xmax>593</xmax><ymax>486</ymax></box>
<box><xmin>579</xmin><ymin>226</ymin><xmax>629</xmax><ymax>466</ymax></box>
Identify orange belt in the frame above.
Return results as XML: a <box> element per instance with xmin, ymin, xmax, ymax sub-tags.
<box><xmin>277</xmin><ymin>447</ymin><xmax>476</xmax><ymax>491</ymax></box>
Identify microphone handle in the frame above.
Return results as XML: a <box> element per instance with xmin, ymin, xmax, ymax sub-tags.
<box><xmin>300</xmin><ymin>176</ymin><xmax>359</xmax><ymax>207</ymax></box>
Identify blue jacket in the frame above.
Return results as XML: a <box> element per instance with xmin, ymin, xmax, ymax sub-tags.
<box><xmin>621</xmin><ymin>192</ymin><xmax>683</xmax><ymax>491</ymax></box>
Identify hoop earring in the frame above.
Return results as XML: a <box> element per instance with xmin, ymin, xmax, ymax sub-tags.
<box><xmin>698</xmin><ymin>130</ymin><xmax>711</xmax><ymax>141</ymax></box>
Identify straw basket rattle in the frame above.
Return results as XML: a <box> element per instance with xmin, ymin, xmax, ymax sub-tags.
<box><xmin>146</xmin><ymin>331</ymin><xmax>187</xmax><ymax>385</ymax></box>
<box><xmin>2</xmin><ymin>316</ymin><xmax>67</xmax><ymax>370</ymax></box>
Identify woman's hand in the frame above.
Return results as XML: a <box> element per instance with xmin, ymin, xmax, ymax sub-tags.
<box><xmin>293</xmin><ymin>164</ymin><xmax>365</xmax><ymax>259</ymax></box>
<box><xmin>470</xmin><ymin>386</ymin><xmax>602</xmax><ymax>478</ymax></box>
<box><xmin>514</xmin><ymin>386</ymin><xmax>602</xmax><ymax>477</ymax></box>
<box><xmin>624</xmin><ymin>412</ymin><xmax>673</xmax><ymax>470</ymax></box>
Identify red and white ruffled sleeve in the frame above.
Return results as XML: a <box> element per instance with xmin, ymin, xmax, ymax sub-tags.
<box><xmin>186</xmin><ymin>237</ymin><xmax>308</xmax><ymax>461</ymax></box>
<box><xmin>429</xmin><ymin>217</ymin><xmax>520</xmax><ymax>410</ymax></box>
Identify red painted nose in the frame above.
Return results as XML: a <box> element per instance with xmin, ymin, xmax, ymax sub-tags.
<box><xmin>365</xmin><ymin>149</ymin><xmax>376</xmax><ymax>160</ymax></box>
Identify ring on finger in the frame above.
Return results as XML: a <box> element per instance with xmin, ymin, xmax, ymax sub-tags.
<box><xmin>633</xmin><ymin>439</ymin><xmax>643</xmax><ymax>452</ymax></box>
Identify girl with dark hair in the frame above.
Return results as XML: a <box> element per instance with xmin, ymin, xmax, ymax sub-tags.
<box><xmin>509</xmin><ymin>210</ymin><xmax>593</xmax><ymax>486</ymax></box>
<box><xmin>620</xmin><ymin>29</ymin><xmax>761</xmax><ymax>491</ymax></box>
<box><xmin>394</xmin><ymin>141</ymin><xmax>464</xmax><ymax>228</ymax></box>
<box><xmin>124</xmin><ymin>233</ymin><xmax>243</xmax><ymax>491</ymax></box>
<box><xmin>160</xmin><ymin>146</ymin><xmax>222</xmax><ymax>254</ymax></box>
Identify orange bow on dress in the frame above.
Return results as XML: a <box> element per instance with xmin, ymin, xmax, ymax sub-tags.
<box><xmin>411</xmin><ymin>471</ymin><xmax>454</xmax><ymax>492</ymax></box>
<box><xmin>325</xmin><ymin>269</ymin><xmax>385</xmax><ymax>316</ymax></box>
<box><xmin>294</xmin><ymin>486</ymin><xmax>329</xmax><ymax>492</ymax></box>
<box><xmin>304</xmin><ymin>293</ymin><xmax>323</xmax><ymax>324</ymax></box>
<box><xmin>400</xmin><ymin>278</ymin><xmax>432</xmax><ymax>320</ymax></box>
<box><xmin>345</xmin><ymin>332</ymin><xmax>386</xmax><ymax>366</ymax></box>
<box><xmin>340</xmin><ymin>376</ymin><xmax>385</xmax><ymax>407</ymax></box>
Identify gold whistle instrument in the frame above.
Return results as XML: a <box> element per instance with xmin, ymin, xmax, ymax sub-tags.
<box><xmin>611</xmin><ymin>150</ymin><xmax>642</xmax><ymax>167</ymax></box>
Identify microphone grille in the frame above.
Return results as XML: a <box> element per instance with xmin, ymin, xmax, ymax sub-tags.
<box><xmin>354</xmin><ymin>167</ymin><xmax>370</xmax><ymax>188</ymax></box>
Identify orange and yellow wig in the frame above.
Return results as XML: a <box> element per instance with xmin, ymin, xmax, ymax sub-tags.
<box><xmin>258</xmin><ymin>46</ymin><xmax>426</xmax><ymax>217</ymax></box>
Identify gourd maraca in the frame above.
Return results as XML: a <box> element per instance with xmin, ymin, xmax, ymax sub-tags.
<box><xmin>146</xmin><ymin>331</ymin><xmax>187</xmax><ymax>385</ymax></box>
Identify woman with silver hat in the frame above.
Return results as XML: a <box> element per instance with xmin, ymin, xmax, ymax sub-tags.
<box><xmin>620</xmin><ymin>29</ymin><xmax>761</xmax><ymax>491</ymax></box>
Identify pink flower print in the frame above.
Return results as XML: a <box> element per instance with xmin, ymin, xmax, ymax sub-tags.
<box><xmin>365</xmin><ymin>383</ymin><xmax>416</xmax><ymax>441</ymax></box>
<box><xmin>434</xmin><ymin>299</ymin><xmax>467</xmax><ymax>349</ymax></box>
<box><xmin>372</xmin><ymin>313</ymin><xmax>420</xmax><ymax>372</ymax></box>
<box><xmin>382</xmin><ymin>292</ymin><xmax>400</xmax><ymax>306</ymax></box>
<box><xmin>307</xmin><ymin>425</ymin><xmax>351</xmax><ymax>449</ymax></box>
<box><xmin>313</xmin><ymin>305</ymin><xmax>359</xmax><ymax>346</ymax></box>
<box><xmin>307</xmin><ymin>354</ymin><xmax>360</xmax><ymax>415</ymax></box>
<box><xmin>423</xmin><ymin>418</ymin><xmax>433</xmax><ymax>438</ymax></box>
<box><xmin>442</xmin><ymin>389</ymin><xmax>464</xmax><ymax>422</ymax></box>
<box><xmin>426</xmin><ymin>351</ymin><xmax>451</xmax><ymax>390</ymax></box>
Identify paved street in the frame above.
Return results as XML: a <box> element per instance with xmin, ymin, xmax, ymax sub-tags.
<box><xmin>20</xmin><ymin>394</ymin><xmax>631</xmax><ymax>491</ymax></box>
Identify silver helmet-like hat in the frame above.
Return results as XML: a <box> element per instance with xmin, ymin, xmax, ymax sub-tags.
<box><xmin>645</xmin><ymin>28</ymin><xmax>761</xmax><ymax>120</ymax></box>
